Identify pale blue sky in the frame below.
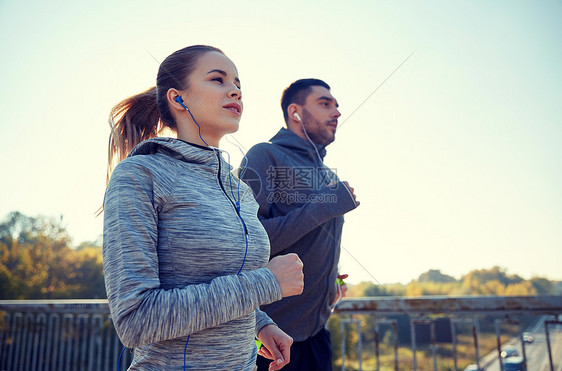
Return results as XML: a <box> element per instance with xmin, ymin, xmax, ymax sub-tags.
<box><xmin>0</xmin><ymin>0</ymin><xmax>560</xmax><ymax>284</ymax></box>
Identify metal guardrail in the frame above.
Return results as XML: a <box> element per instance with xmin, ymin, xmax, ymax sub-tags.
<box><xmin>0</xmin><ymin>300</ymin><xmax>131</xmax><ymax>371</ymax></box>
<box><xmin>1</xmin><ymin>296</ymin><xmax>561</xmax><ymax>370</ymax></box>
<box><xmin>333</xmin><ymin>295</ymin><xmax>562</xmax><ymax>371</ymax></box>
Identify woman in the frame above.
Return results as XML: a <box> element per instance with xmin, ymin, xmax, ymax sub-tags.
<box><xmin>102</xmin><ymin>45</ymin><xmax>304</xmax><ymax>370</ymax></box>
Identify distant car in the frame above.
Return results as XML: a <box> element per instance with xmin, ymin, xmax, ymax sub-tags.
<box><xmin>504</xmin><ymin>356</ymin><xmax>526</xmax><ymax>371</ymax></box>
<box><xmin>522</xmin><ymin>332</ymin><xmax>534</xmax><ymax>343</ymax></box>
<box><xmin>501</xmin><ymin>345</ymin><xmax>519</xmax><ymax>358</ymax></box>
<box><xmin>464</xmin><ymin>364</ymin><xmax>484</xmax><ymax>371</ymax></box>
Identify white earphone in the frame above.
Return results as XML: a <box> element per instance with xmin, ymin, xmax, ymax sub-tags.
<box><xmin>293</xmin><ymin>110</ymin><xmax>324</xmax><ymax>164</ymax></box>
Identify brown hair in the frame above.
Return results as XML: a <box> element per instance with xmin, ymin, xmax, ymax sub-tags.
<box><xmin>280</xmin><ymin>78</ymin><xmax>330</xmax><ymax>124</ymax></box>
<box><xmin>105</xmin><ymin>45</ymin><xmax>224</xmax><ymax>184</ymax></box>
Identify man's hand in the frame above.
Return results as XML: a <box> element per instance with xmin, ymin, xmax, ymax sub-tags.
<box><xmin>332</xmin><ymin>273</ymin><xmax>349</xmax><ymax>306</ymax></box>
<box><xmin>328</xmin><ymin>181</ymin><xmax>360</xmax><ymax>206</ymax></box>
<box><xmin>342</xmin><ymin>181</ymin><xmax>360</xmax><ymax>206</ymax></box>
<box><xmin>257</xmin><ymin>324</ymin><xmax>293</xmax><ymax>370</ymax></box>
<box><xmin>337</xmin><ymin>273</ymin><xmax>349</xmax><ymax>297</ymax></box>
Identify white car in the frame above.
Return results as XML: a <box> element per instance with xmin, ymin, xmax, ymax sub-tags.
<box><xmin>522</xmin><ymin>332</ymin><xmax>534</xmax><ymax>343</ymax></box>
<box><xmin>501</xmin><ymin>346</ymin><xmax>519</xmax><ymax>358</ymax></box>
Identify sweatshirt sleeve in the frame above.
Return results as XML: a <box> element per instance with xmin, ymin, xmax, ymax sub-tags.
<box><xmin>255</xmin><ymin>308</ymin><xmax>276</xmax><ymax>336</ymax></box>
<box><xmin>242</xmin><ymin>145</ymin><xmax>358</xmax><ymax>255</ymax></box>
<box><xmin>103</xmin><ymin>161</ymin><xmax>282</xmax><ymax>348</ymax></box>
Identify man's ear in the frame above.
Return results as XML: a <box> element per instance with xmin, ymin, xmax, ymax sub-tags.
<box><xmin>288</xmin><ymin>103</ymin><xmax>301</xmax><ymax>123</ymax></box>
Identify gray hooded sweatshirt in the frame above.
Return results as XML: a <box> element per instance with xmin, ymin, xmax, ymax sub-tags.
<box><xmin>103</xmin><ymin>138</ymin><xmax>282</xmax><ymax>370</ymax></box>
<box><xmin>241</xmin><ymin>128</ymin><xmax>358</xmax><ymax>342</ymax></box>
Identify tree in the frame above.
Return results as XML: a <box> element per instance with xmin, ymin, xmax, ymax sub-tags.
<box><xmin>0</xmin><ymin>211</ymin><xmax>106</xmax><ymax>299</ymax></box>
<box><xmin>530</xmin><ymin>277</ymin><xmax>552</xmax><ymax>294</ymax></box>
<box><xmin>461</xmin><ymin>266</ymin><xmax>523</xmax><ymax>287</ymax></box>
<box><xmin>417</xmin><ymin>269</ymin><xmax>457</xmax><ymax>283</ymax></box>
<box><xmin>505</xmin><ymin>281</ymin><xmax>536</xmax><ymax>296</ymax></box>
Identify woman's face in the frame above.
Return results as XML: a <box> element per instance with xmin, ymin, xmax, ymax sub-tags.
<box><xmin>180</xmin><ymin>51</ymin><xmax>242</xmax><ymax>146</ymax></box>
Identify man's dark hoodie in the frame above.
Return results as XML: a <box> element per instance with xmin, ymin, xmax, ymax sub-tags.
<box><xmin>242</xmin><ymin>128</ymin><xmax>358</xmax><ymax>341</ymax></box>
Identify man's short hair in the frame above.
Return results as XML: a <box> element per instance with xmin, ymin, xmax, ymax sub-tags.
<box><xmin>281</xmin><ymin>78</ymin><xmax>331</xmax><ymax>124</ymax></box>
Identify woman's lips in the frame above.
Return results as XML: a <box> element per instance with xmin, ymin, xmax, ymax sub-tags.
<box><xmin>223</xmin><ymin>103</ymin><xmax>242</xmax><ymax>115</ymax></box>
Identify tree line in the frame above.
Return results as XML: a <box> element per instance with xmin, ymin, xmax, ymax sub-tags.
<box><xmin>0</xmin><ymin>211</ymin><xmax>560</xmax><ymax>300</ymax></box>
<box><xmin>346</xmin><ymin>267</ymin><xmax>560</xmax><ymax>299</ymax></box>
<box><xmin>0</xmin><ymin>211</ymin><xmax>105</xmax><ymax>299</ymax></box>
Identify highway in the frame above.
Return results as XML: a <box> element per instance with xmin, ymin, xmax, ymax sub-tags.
<box><xmin>478</xmin><ymin>317</ymin><xmax>562</xmax><ymax>371</ymax></box>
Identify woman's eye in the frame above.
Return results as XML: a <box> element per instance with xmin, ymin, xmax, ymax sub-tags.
<box><xmin>212</xmin><ymin>77</ymin><xmax>223</xmax><ymax>83</ymax></box>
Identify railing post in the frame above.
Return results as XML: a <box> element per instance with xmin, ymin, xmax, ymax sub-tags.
<box><xmin>47</xmin><ymin>313</ymin><xmax>60</xmax><ymax>369</ymax></box>
<box><xmin>340</xmin><ymin>317</ymin><xmax>346</xmax><ymax>371</ymax></box>
<box><xmin>410</xmin><ymin>317</ymin><xmax>417</xmax><ymax>371</ymax></box>
<box><xmin>392</xmin><ymin>320</ymin><xmax>399</xmax><ymax>371</ymax></box>
<box><xmin>357</xmin><ymin>318</ymin><xmax>362</xmax><ymax>371</ymax></box>
<box><xmin>36</xmin><ymin>313</ymin><xmax>48</xmax><ymax>371</ymax></box>
<box><xmin>451</xmin><ymin>320</ymin><xmax>458</xmax><ymax>371</ymax></box>
<box><xmin>373</xmin><ymin>319</ymin><xmax>399</xmax><ymax>371</ymax></box>
<box><xmin>0</xmin><ymin>312</ymin><xmax>9</xmax><ymax>369</ymax></box>
<box><xmin>544</xmin><ymin>319</ymin><xmax>555</xmax><ymax>371</ymax></box>
<box><xmin>374</xmin><ymin>322</ymin><xmax>380</xmax><ymax>371</ymax></box>
<box><xmin>12</xmin><ymin>313</ymin><xmax>23</xmax><ymax>371</ymax></box>
<box><xmin>430</xmin><ymin>321</ymin><xmax>437</xmax><ymax>371</ymax></box>
<box><xmin>519</xmin><ymin>328</ymin><xmax>527</xmax><ymax>369</ymax></box>
<box><xmin>495</xmin><ymin>319</ymin><xmax>505</xmax><ymax>371</ymax></box>
<box><xmin>473</xmin><ymin>316</ymin><xmax>481</xmax><ymax>371</ymax></box>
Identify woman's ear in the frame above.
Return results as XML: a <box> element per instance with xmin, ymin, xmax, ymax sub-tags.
<box><xmin>167</xmin><ymin>89</ymin><xmax>187</xmax><ymax>112</ymax></box>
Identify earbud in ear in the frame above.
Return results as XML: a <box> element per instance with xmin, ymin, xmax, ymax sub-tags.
<box><xmin>175</xmin><ymin>96</ymin><xmax>189</xmax><ymax>111</ymax></box>
<box><xmin>293</xmin><ymin>112</ymin><xmax>301</xmax><ymax>121</ymax></box>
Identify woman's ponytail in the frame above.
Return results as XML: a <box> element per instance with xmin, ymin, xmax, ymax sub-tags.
<box><xmin>104</xmin><ymin>45</ymin><xmax>224</xmax><ymax>186</ymax></box>
<box><xmin>105</xmin><ymin>87</ymin><xmax>161</xmax><ymax>184</ymax></box>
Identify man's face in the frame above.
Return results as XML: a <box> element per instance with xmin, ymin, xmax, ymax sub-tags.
<box><xmin>300</xmin><ymin>86</ymin><xmax>341</xmax><ymax>146</ymax></box>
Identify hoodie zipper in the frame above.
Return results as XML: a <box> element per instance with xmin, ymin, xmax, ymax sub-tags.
<box><xmin>214</xmin><ymin>148</ymin><xmax>248</xmax><ymax>235</ymax></box>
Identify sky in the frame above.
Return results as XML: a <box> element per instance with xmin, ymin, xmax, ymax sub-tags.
<box><xmin>0</xmin><ymin>0</ymin><xmax>561</xmax><ymax>285</ymax></box>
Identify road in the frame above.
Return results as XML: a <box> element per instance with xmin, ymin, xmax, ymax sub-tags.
<box><xmin>479</xmin><ymin>317</ymin><xmax>562</xmax><ymax>371</ymax></box>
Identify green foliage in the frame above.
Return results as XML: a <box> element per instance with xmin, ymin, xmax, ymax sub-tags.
<box><xmin>530</xmin><ymin>277</ymin><xmax>553</xmax><ymax>294</ymax></box>
<box><xmin>347</xmin><ymin>267</ymin><xmax>555</xmax><ymax>300</ymax></box>
<box><xmin>0</xmin><ymin>211</ymin><xmax>106</xmax><ymax>299</ymax></box>
<box><xmin>461</xmin><ymin>266</ymin><xmax>523</xmax><ymax>287</ymax></box>
<box><xmin>417</xmin><ymin>269</ymin><xmax>457</xmax><ymax>283</ymax></box>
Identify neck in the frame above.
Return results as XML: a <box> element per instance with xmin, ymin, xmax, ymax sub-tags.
<box><xmin>176</xmin><ymin>126</ymin><xmax>220</xmax><ymax>148</ymax></box>
<box><xmin>287</xmin><ymin>123</ymin><xmax>309</xmax><ymax>142</ymax></box>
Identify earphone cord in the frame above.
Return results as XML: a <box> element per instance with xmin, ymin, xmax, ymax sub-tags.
<box><xmin>330</xmin><ymin>282</ymin><xmax>343</xmax><ymax>312</ymax></box>
<box><xmin>187</xmin><ymin>109</ymin><xmax>209</xmax><ymax>147</ymax></box>
<box><xmin>299</xmin><ymin>120</ymin><xmax>324</xmax><ymax>165</ymax></box>
<box><xmin>298</xmin><ymin>120</ymin><xmax>340</xmax><ymax>185</ymax></box>
<box><xmin>117</xmin><ymin>346</ymin><xmax>127</xmax><ymax>371</ymax></box>
<box><xmin>183</xmin><ymin>148</ymin><xmax>249</xmax><ymax>371</ymax></box>
<box><xmin>225</xmin><ymin>150</ymin><xmax>249</xmax><ymax>211</ymax></box>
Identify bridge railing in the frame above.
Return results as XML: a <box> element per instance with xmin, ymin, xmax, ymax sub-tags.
<box><xmin>332</xmin><ymin>295</ymin><xmax>562</xmax><ymax>371</ymax></box>
<box><xmin>0</xmin><ymin>300</ymin><xmax>130</xmax><ymax>371</ymax></box>
<box><xmin>1</xmin><ymin>295</ymin><xmax>561</xmax><ymax>371</ymax></box>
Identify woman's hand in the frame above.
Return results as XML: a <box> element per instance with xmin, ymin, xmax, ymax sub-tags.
<box><xmin>257</xmin><ymin>324</ymin><xmax>293</xmax><ymax>370</ymax></box>
<box><xmin>266</xmin><ymin>253</ymin><xmax>304</xmax><ymax>297</ymax></box>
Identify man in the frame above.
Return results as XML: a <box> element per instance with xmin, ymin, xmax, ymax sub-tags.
<box><xmin>241</xmin><ymin>79</ymin><xmax>359</xmax><ymax>370</ymax></box>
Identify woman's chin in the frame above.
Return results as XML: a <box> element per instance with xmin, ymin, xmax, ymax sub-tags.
<box><xmin>222</xmin><ymin>120</ymin><xmax>241</xmax><ymax>134</ymax></box>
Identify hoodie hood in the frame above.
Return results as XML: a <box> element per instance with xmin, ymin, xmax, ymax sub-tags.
<box><xmin>269</xmin><ymin>128</ymin><xmax>327</xmax><ymax>162</ymax></box>
<box><xmin>129</xmin><ymin>137</ymin><xmax>217</xmax><ymax>165</ymax></box>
